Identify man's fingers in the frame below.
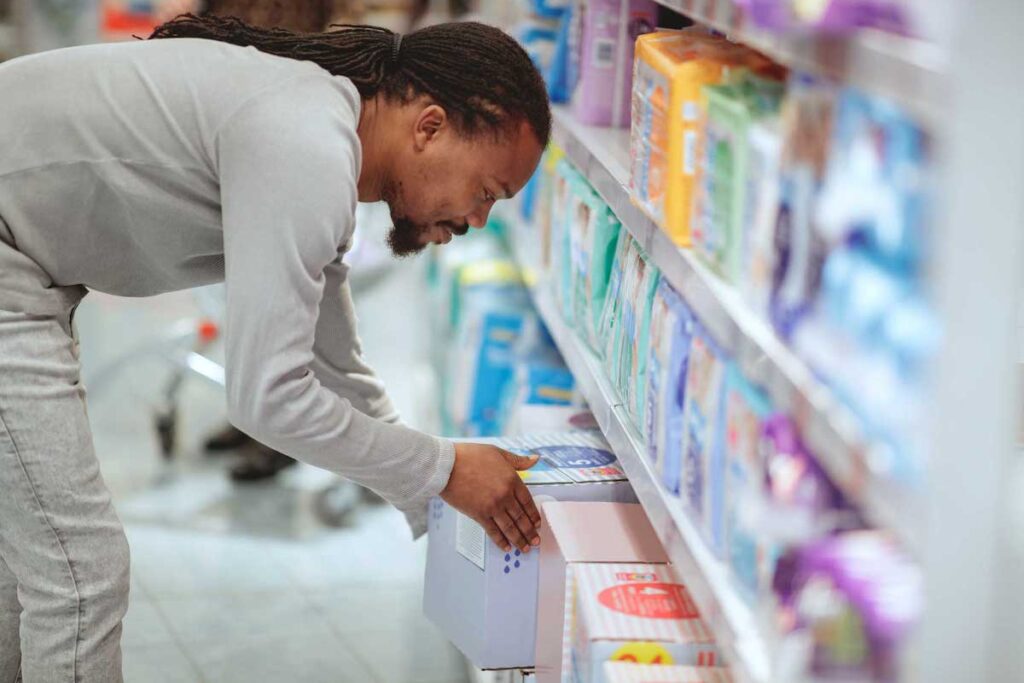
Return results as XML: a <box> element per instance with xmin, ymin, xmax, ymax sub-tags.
<box><xmin>495</xmin><ymin>511</ymin><xmax>530</xmax><ymax>553</ymax></box>
<box><xmin>513</xmin><ymin>479</ymin><xmax>542</xmax><ymax>529</ymax></box>
<box><xmin>507</xmin><ymin>497</ymin><xmax>540</xmax><ymax>549</ymax></box>
<box><xmin>502</xmin><ymin>449</ymin><xmax>540</xmax><ymax>471</ymax></box>
<box><xmin>482</xmin><ymin>518</ymin><xmax>512</xmax><ymax>552</ymax></box>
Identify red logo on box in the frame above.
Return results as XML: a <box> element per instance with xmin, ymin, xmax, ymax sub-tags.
<box><xmin>598</xmin><ymin>582</ymin><xmax>700</xmax><ymax>620</ymax></box>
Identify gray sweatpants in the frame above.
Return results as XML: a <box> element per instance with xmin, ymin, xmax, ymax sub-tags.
<box><xmin>0</xmin><ymin>301</ymin><xmax>130</xmax><ymax>682</ymax></box>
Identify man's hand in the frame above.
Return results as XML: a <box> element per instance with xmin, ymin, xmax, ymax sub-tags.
<box><xmin>441</xmin><ymin>443</ymin><xmax>543</xmax><ymax>553</ymax></box>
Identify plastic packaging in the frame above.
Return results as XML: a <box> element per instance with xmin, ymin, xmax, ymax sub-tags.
<box><xmin>571</xmin><ymin>0</ymin><xmax>658</xmax><ymax>128</ymax></box>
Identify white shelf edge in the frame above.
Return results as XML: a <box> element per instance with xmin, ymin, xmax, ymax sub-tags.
<box><xmin>654</xmin><ymin>0</ymin><xmax>945</xmax><ymax>129</ymax></box>
<box><xmin>551</xmin><ymin>106</ymin><xmax>920</xmax><ymax>552</ymax></box>
<box><xmin>529</xmin><ymin>284</ymin><xmax>771</xmax><ymax>683</ymax></box>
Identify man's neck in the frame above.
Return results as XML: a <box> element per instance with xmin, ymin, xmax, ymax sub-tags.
<box><xmin>356</xmin><ymin>96</ymin><xmax>394</xmax><ymax>203</ymax></box>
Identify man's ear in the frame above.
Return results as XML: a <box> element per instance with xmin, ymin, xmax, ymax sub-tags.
<box><xmin>413</xmin><ymin>104</ymin><xmax>447</xmax><ymax>151</ymax></box>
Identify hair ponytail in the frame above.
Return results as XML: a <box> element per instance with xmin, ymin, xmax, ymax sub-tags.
<box><xmin>148</xmin><ymin>15</ymin><xmax>550</xmax><ymax>144</ymax></box>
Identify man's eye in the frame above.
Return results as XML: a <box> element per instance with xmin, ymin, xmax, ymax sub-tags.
<box><xmin>484</xmin><ymin>191</ymin><xmax>496</xmax><ymax>203</ymax></box>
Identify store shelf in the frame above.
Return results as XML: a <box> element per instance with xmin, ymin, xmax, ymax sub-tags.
<box><xmin>551</xmin><ymin>106</ymin><xmax>919</xmax><ymax>550</ymax></box>
<box><xmin>528</xmin><ymin>285</ymin><xmax>770</xmax><ymax>683</ymax></box>
<box><xmin>656</xmin><ymin>0</ymin><xmax>945</xmax><ymax>128</ymax></box>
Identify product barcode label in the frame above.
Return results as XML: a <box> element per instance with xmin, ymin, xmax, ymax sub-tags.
<box><xmin>455</xmin><ymin>511</ymin><xmax>486</xmax><ymax>571</ymax></box>
<box><xmin>593</xmin><ymin>38</ymin><xmax>615</xmax><ymax>68</ymax></box>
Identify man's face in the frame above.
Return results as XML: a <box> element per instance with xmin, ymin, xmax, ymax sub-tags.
<box><xmin>381</xmin><ymin>107</ymin><xmax>543</xmax><ymax>257</ymax></box>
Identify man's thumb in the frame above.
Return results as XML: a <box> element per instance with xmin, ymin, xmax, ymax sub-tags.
<box><xmin>503</xmin><ymin>450</ymin><xmax>540</xmax><ymax>471</ymax></box>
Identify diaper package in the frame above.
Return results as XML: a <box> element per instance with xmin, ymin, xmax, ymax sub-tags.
<box><xmin>571</xmin><ymin>0</ymin><xmax>658</xmax><ymax>128</ymax></box>
<box><xmin>566</xmin><ymin>174</ymin><xmax>623</xmax><ymax>353</ymax></box>
<box><xmin>692</xmin><ymin>73</ymin><xmax>785</xmax><ymax>283</ymax></box>
<box><xmin>630</xmin><ymin>30</ymin><xmax>754</xmax><ymax>245</ymax></box>
<box><xmin>616</xmin><ymin>242</ymin><xmax>661</xmax><ymax>426</ymax></box>
<box><xmin>445</xmin><ymin>260</ymin><xmax>534</xmax><ymax>437</ymax></box>
<box><xmin>769</xmin><ymin>74</ymin><xmax>837</xmax><ymax>339</ymax></box>
<box><xmin>498</xmin><ymin>317</ymin><xmax>578</xmax><ymax>436</ymax></box>
<box><xmin>720</xmin><ymin>366</ymin><xmax>774</xmax><ymax>604</ymax></box>
<box><xmin>645</xmin><ymin>280</ymin><xmax>695</xmax><ymax>483</ymax></box>
<box><xmin>680</xmin><ymin>324</ymin><xmax>728</xmax><ymax>556</ymax></box>
<box><xmin>741</xmin><ymin>118</ymin><xmax>783</xmax><ymax>319</ymax></box>
<box><xmin>600</xmin><ymin>234</ymin><xmax>640</xmax><ymax>391</ymax></box>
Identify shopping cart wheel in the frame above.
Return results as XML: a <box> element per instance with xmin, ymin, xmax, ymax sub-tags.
<box><xmin>155</xmin><ymin>408</ymin><xmax>177</xmax><ymax>460</ymax></box>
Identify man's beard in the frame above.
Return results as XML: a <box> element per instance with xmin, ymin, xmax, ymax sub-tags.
<box><xmin>387</xmin><ymin>213</ymin><xmax>471</xmax><ymax>258</ymax></box>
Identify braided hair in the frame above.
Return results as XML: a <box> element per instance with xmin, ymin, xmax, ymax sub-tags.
<box><xmin>148</xmin><ymin>15</ymin><xmax>551</xmax><ymax>145</ymax></box>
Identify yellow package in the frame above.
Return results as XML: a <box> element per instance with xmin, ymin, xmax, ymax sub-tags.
<box><xmin>629</xmin><ymin>30</ymin><xmax>752</xmax><ymax>247</ymax></box>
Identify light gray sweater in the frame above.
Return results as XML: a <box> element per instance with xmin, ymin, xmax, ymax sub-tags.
<box><xmin>0</xmin><ymin>38</ymin><xmax>455</xmax><ymax>536</ymax></box>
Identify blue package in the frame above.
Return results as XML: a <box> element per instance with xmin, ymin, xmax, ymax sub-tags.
<box><xmin>645</xmin><ymin>280</ymin><xmax>694</xmax><ymax>477</ymax></box>
<box><xmin>680</xmin><ymin>323</ymin><xmax>729</xmax><ymax>554</ymax></box>
<box><xmin>721</xmin><ymin>365</ymin><xmax>772</xmax><ymax>599</ymax></box>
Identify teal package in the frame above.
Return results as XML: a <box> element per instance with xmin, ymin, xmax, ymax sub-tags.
<box><xmin>619</xmin><ymin>244</ymin><xmax>660</xmax><ymax>426</ymax></box>
<box><xmin>599</xmin><ymin>234</ymin><xmax>636</xmax><ymax>390</ymax></box>
<box><xmin>552</xmin><ymin>159</ymin><xmax>585</xmax><ymax>321</ymax></box>
<box><xmin>721</xmin><ymin>364</ymin><xmax>773</xmax><ymax>596</ymax></box>
<box><xmin>567</xmin><ymin>175</ymin><xmax>622</xmax><ymax>355</ymax></box>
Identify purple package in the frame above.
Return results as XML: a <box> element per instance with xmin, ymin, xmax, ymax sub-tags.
<box><xmin>781</xmin><ymin>532</ymin><xmax>922</xmax><ymax>682</ymax></box>
<box><xmin>571</xmin><ymin>0</ymin><xmax>657</xmax><ymax>128</ymax></box>
<box><xmin>737</xmin><ymin>0</ymin><xmax>910</xmax><ymax>34</ymax></box>
<box><xmin>759</xmin><ymin>415</ymin><xmax>852</xmax><ymax>546</ymax></box>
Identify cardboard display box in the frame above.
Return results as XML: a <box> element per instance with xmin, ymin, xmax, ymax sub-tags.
<box><xmin>572</xmin><ymin>563</ymin><xmax>720</xmax><ymax>683</ymax></box>
<box><xmin>425</xmin><ymin>432</ymin><xmax>637</xmax><ymax>670</ymax></box>
<box><xmin>603</xmin><ymin>661</ymin><xmax>733</xmax><ymax>682</ymax></box>
<box><xmin>535</xmin><ymin>502</ymin><xmax>671</xmax><ymax>683</ymax></box>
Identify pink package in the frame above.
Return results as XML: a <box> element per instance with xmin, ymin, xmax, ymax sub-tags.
<box><xmin>535</xmin><ymin>502</ymin><xmax>669</xmax><ymax>683</ymax></box>
<box><xmin>571</xmin><ymin>0</ymin><xmax>658</xmax><ymax>128</ymax></box>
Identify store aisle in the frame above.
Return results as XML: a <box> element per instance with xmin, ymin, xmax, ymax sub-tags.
<box><xmin>74</xmin><ymin>256</ymin><xmax>465</xmax><ymax>683</ymax></box>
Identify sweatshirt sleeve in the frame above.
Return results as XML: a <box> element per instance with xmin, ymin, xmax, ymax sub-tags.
<box><xmin>215</xmin><ymin>76</ymin><xmax>454</xmax><ymax>537</ymax></box>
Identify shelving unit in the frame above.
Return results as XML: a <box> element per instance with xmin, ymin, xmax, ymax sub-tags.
<box><xmin>550</xmin><ymin>106</ymin><xmax>918</xmax><ymax>550</ymax></box>
<box><xmin>528</xmin><ymin>283</ymin><xmax>771</xmax><ymax>683</ymax></box>
<box><xmin>654</xmin><ymin>0</ymin><xmax>946</xmax><ymax>128</ymax></box>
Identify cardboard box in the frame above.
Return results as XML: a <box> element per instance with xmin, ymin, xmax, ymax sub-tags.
<box><xmin>572</xmin><ymin>563</ymin><xmax>719</xmax><ymax>683</ymax></box>
<box><xmin>603</xmin><ymin>662</ymin><xmax>733</xmax><ymax>682</ymax></box>
<box><xmin>535</xmin><ymin>502</ymin><xmax>669</xmax><ymax>683</ymax></box>
<box><xmin>425</xmin><ymin>432</ymin><xmax>637</xmax><ymax>670</ymax></box>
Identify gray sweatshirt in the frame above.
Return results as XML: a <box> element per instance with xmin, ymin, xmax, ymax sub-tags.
<box><xmin>0</xmin><ymin>38</ymin><xmax>455</xmax><ymax>536</ymax></box>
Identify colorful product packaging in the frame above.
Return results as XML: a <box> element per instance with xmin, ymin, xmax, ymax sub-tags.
<box><xmin>692</xmin><ymin>73</ymin><xmax>785</xmax><ymax>283</ymax></box>
<box><xmin>600</xmin><ymin>235</ymin><xmax>640</xmax><ymax>391</ymax></box>
<box><xmin>603</xmin><ymin>662</ymin><xmax>733</xmax><ymax>682</ymax></box>
<box><xmin>567</xmin><ymin>176</ymin><xmax>623</xmax><ymax>353</ymax></box>
<box><xmin>645</xmin><ymin>280</ymin><xmax>695</xmax><ymax>478</ymax></box>
<box><xmin>571</xmin><ymin>0</ymin><xmax>658</xmax><ymax>128</ymax></box>
<box><xmin>425</xmin><ymin>431</ymin><xmax>637</xmax><ymax>670</ymax></box>
<box><xmin>720</xmin><ymin>366</ymin><xmax>774</xmax><ymax>604</ymax></box>
<box><xmin>571</xmin><ymin>563</ymin><xmax>720</xmax><ymax>683</ymax></box>
<box><xmin>679</xmin><ymin>325</ymin><xmax>728</xmax><ymax>555</ymax></box>
<box><xmin>741</xmin><ymin>118</ymin><xmax>783</xmax><ymax>320</ymax></box>
<box><xmin>446</xmin><ymin>260</ymin><xmax>533</xmax><ymax>437</ymax></box>
<box><xmin>618</xmin><ymin>245</ymin><xmax>660</xmax><ymax>426</ymax></box>
<box><xmin>552</xmin><ymin>159</ymin><xmax>585</xmax><ymax>319</ymax></box>
<box><xmin>736</xmin><ymin>0</ymin><xmax>911</xmax><ymax>35</ymax></box>
<box><xmin>769</xmin><ymin>74</ymin><xmax>837</xmax><ymax>340</ymax></box>
<box><xmin>535</xmin><ymin>501</ymin><xmax>670</xmax><ymax>683</ymax></box>
<box><xmin>772</xmin><ymin>532</ymin><xmax>922</xmax><ymax>683</ymax></box>
<box><xmin>630</xmin><ymin>30</ymin><xmax>753</xmax><ymax>246</ymax></box>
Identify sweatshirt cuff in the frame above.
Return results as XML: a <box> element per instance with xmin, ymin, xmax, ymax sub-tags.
<box><xmin>400</xmin><ymin>436</ymin><xmax>456</xmax><ymax>539</ymax></box>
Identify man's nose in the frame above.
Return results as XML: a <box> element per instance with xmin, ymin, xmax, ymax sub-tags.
<box><xmin>467</xmin><ymin>202</ymin><xmax>495</xmax><ymax>229</ymax></box>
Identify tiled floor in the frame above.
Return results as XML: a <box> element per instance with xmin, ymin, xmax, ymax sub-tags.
<box><xmin>74</xmin><ymin>253</ymin><xmax>468</xmax><ymax>683</ymax></box>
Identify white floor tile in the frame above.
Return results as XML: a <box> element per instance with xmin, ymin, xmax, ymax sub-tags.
<box><xmin>123</xmin><ymin>641</ymin><xmax>204</xmax><ymax>683</ymax></box>
<box><xmin>186</xmin><ymin>628</ymin><xmax>375</xmax><ymax>683</ymax></box>
<box><xmin>122</xmin><ymin>597</ymin><xmax>177</xmax><ymax>649</ymax></box>
<box><xmin>156</xmin><ymin>591</ymin><xmax>322</xmax><ymax>645</ymax></box>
